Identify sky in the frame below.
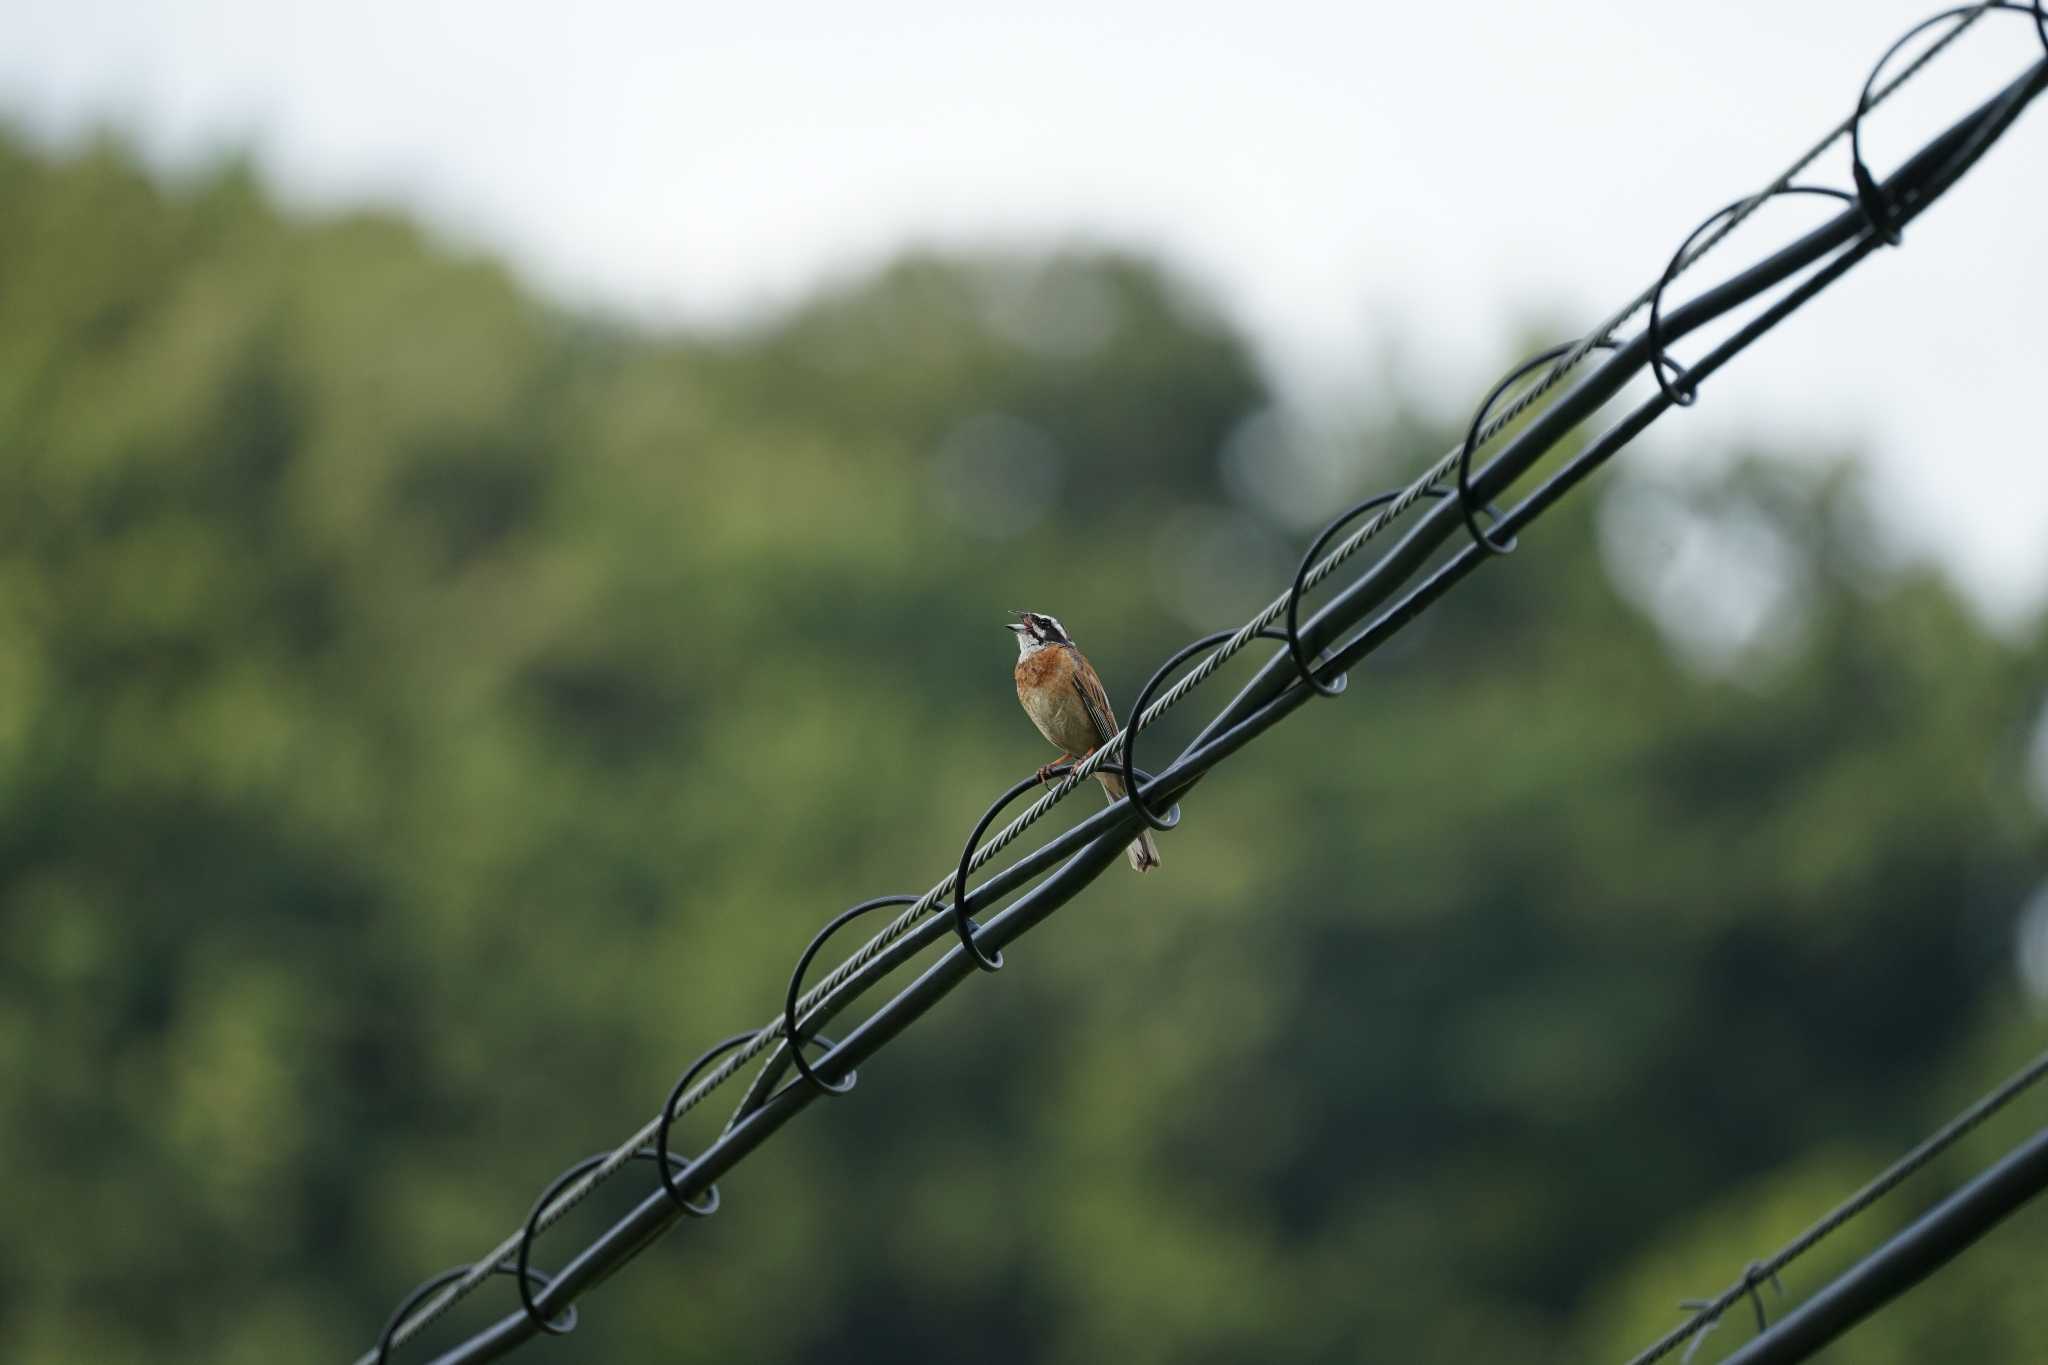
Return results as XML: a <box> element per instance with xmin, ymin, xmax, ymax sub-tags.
<box><xmin>4</xmin><ymin>0</ymin><xmax>2044</xmax><ymax>622</ymax></box>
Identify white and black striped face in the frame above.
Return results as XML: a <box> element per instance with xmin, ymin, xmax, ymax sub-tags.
<box><xmin>1007</xmin><ymin>610</ymin><xmax>1071</xmax><ymax>652</ymax></box>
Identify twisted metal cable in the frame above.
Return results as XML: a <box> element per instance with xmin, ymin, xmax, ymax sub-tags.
<box><xmin>359</xmin><ymin>10</ymin><xmax>2047</xmax><ymax>1359</ymax></box>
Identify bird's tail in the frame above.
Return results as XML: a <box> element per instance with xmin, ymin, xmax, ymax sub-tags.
<box><xmin>1096</xmin><ymin>772</ymin><xmax>1162</xmax><ymax>873</ymax></box>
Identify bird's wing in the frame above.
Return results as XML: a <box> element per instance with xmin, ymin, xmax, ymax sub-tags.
<box><xmin>1068</xmin><ymin>652</ymin><xmax>1120</xmax><ymax>749</ymax></box>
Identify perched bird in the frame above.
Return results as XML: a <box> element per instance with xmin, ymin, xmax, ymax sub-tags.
<box><xmin>1007</xmin><ymin>610</ymin><xmax>1161</xmax><ymax>873</ymax></box>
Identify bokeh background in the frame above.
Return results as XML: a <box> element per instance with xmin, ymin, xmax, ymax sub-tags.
<box><xmin>3</xmin><ymin>5</ymin><xmax>2045</xmax><ymax>1363</ymax></box>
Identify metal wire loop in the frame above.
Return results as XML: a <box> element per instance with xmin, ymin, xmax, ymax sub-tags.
<box><xmin>1675</xmin><ymin>1306</ymin><xmax>1720</xmax><ymax>1365</ymax></box>
<box><xmin>950</xmin><ymin>760</ymin><xmax>1180</xmax><ymax>970</ymax></box>
<box><xmin>1738</xmin><ymin>1260</ymin><xmax>1785</xmax><ymax>1330</ymax></box>
<box><xmin>1676</xmin><ymin>1259</ymin><xmax>1784</xmax><ymax>1365</ymax></box>
<box><xmin>1646</xmin><ymin>186</ymin><xmax>1855</xmax><ymax>409</ymax></box>
<box><xmin>1454</xmin><ymin>339</ymin><xmax>1619</xmax><ymax>555</ymax></box>
<box><xmin>513</xmin><ymin>1155</ymin><xmax>610</xmax><ymax>1334</ymax></box>
<box><xmin>375</xmin><ymin>1262</ymin><xmax>578</xmax><ymax>1364</ymax></box>
<box><xmin>653</xmin><ymin>1032</ymin><xmax>759</xmax><ymax>1217</ymax></box>
<box><xmin>947</xmin><ymin>771</ymin><xmax>1039</xmax><ymax>973</ymax></box>
<box><xmin>1284</xmin><ymin>489</ymin><xmax>1461</xmax><ymax>695</ymax></box>
<box><xmin>516</xmin><ymin>1154</ymin><xmax>692</xmax><ymax>1334</ymax></box>
<box><xmin>784</xmin><ymin>896</ymin><xmax>917</xmax><ymax>1093</ymax></box>
<box><xmin>514</xmin><ymin>1146</ymin><xmax>715</xmax><ymax>1333</ymax></box>
<box><xmin>376</xmin><ymin>1267</ymin><xmax>469</xmax><ymax>1365</ymax></box>
<box><xmin>1849</xmin><ymin>3</ymin><xmax>2048</xmax><ymax>246</ymax></box>
<box><xmin>1120</xmin><ymin>629</ymin><xmax>1278</xmax><ymax>826</ymax></box>
<box><xmin>1851</xmin><ymin>8</ymin><xmax>1973</xmax><ymax>245</ymax></box>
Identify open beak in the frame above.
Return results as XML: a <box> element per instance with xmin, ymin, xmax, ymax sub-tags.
<box><xmin>1006</xmin><ymin>609</ymin><xmax>1029</xmax><ymax>634</ymax></box>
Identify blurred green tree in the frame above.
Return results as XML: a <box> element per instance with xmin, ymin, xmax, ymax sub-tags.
<box><xmin>0</xmin><ymin>129</ymin><xmax>2039</xmax><ymax>1365</ymax></box>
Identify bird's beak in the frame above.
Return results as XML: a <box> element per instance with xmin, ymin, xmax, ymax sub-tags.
<box><xmin>1006</xmin><ymin>622</ymin><xmax>1028</xmax><ymax>634</ymax></box>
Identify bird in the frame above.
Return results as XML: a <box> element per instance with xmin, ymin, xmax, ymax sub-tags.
<box><xmin>1007</xmin><ymin>610</ymin><xmax>1161</xmax><ymax>873</ymax></box>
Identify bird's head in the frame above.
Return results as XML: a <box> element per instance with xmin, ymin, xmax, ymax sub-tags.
<box><xmin>1007</xmin><ymin>610</ymin><xmax>1071</xmax><ymax>652</ymax></box>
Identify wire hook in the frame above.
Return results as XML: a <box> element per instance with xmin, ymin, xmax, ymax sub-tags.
<box><xmin>783</xmin><ymin>895</ymin><xmax>917</xmax><ymax>1093</ymax></box>
<box><xmin>1677</xmin><ymin>1259</ymin><xmax>1782</xmax><ymax>1364</ymax></box>
<box><xmin>1453</xmin><ymin>338</ymin><xmax>1619</xmax><ymax>555</ymax></box>
<box><xmin>1646</xmin><ymin>187</ymin><xmax>1853</xmax><ymax>408</ymax></box>
<box><xmin>1119</xmin><ymin>628</ymin><xmax>1284</xmax><ymax>827</ymax></box>
<box><xmin>373</xmin><ymin>1262</ymin><xmax>579</xmax><ymax>1364</ymax></box>
<box><xmin>652</xmin><ymin>1032</ymin><xmax>759</xmax><ymax>1217</ymax></box>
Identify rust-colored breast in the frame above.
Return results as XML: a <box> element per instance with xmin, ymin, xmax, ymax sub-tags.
<box><xmin>1014</xmin><ymin>644</ymin><xmax>1076</xmax><ymax>693</ymax></box>
<box><xmin>1014</xmin><ymin>646</ymin><xmax>1101</xmax><ymax>755</ymax></box>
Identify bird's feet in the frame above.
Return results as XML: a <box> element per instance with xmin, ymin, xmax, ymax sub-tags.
<box><xmin>1036</xmin><ymin>747</ymin><xmax>1098</xmax><ymax>785</ymax></box>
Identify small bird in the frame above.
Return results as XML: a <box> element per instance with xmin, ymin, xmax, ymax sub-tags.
<box><xmin>1007</xmin><ymin>610</ymin><xmax>1161</xmax><ymax>873</ymax></box>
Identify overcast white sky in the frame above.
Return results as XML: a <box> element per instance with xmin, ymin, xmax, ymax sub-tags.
<box><xmin>4</xmin><ymin>0</ymin><xmax>2043</xmax><ymax>622</ymax></box>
